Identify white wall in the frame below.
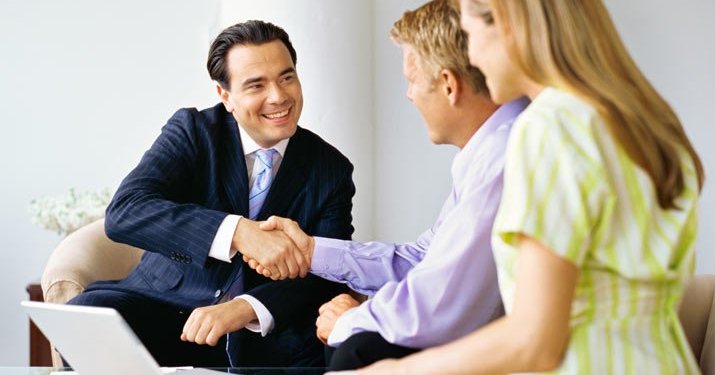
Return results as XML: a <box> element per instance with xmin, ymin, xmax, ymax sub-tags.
<box><xmin>0</xmin><ymin>0</ymin><xmax>217</xmax><ymax>365</ymax></box>
<box><xmin>0</xmin><ymin>0</ymin><xmax>713</xmax><ymax>367</ymax></box>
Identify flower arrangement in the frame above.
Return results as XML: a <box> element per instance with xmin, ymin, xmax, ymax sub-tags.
<box><xmin>28</xmin><ymin>187</ymin><xmax>113</xmax><ymax>236</ymax></box>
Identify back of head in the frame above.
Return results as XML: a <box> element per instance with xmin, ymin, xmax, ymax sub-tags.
<box><xmin>488</xmin><ymin>0</ymin><xmax>704</xmax><ymax>209</ymax></box>
<box><xmin>207</xmin><ymin>20</ymin><xmax>297</xmax><ymax>90</ymax></box>
<box><xmin>390</xmin><ymin>0</ymin><xmax>489</xmax><ymax>96</ymax></box>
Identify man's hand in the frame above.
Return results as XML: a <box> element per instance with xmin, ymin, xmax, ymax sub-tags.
<box><xmin>316</xmin><ymin>293</ymin><xmax>360</xmax><ymax>344</ymax></box>
<box><xmin>181</xmin><ymin>298</ymin><xmax>258</xmax><ymax>346</ymax></box>
<box><xmin>260</xmin><ymin>215</ymin><xmax>315</xmax><ymax>262</ymax></box>
<box><xmin>242</xmin><ymin>216</ymin><xmax>315</xmax><ymax>279</ymax></box>
<box><xmin>232</xmin><ymin>218</ymin><xmax>308</xmax><ymax>280</ymax></box>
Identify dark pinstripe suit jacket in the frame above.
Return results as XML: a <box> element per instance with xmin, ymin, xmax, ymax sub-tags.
<box><xmin>91</xmin><ymin>103</ymin><xmax>355</xmax><ymax>366</ymax></box>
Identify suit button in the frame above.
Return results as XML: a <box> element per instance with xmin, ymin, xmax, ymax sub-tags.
<box><xmin>214</xmin><ymin>289</ymin><xmax>221</xmax><ymax>298</ymax></box>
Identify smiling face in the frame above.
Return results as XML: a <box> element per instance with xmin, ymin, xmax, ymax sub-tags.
<box><xmin>459</xmin><ymin>0</ymin><xmax>528</xmax><ymax>103</ymax></box>
<box><xmin>218</xmin><ymin>40</ymin><xmax>303</xmax><ymax>148</ymax></box>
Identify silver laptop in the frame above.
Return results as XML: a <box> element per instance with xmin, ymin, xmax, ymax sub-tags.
<box><xmin>21</xmin><ymin>301</ymin><xmax>225</xmax><ymax>375</ymax></box>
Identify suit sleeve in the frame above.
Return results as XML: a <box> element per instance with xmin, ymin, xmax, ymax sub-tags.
<box><xmin>245</xmin><ymin>162</ymin><xmax>356</xmax><ymax>332</ymax></box>
<box><xmin>104</xmin><ymin>108</ymin><xmax>227</xmax><ymax>267</ymax></box>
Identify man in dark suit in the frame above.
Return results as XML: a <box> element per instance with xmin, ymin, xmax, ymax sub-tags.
<box><xmin>67</xmin><ymin>20</ymin><xmax>355</xmax><ymax>368</ymax></box>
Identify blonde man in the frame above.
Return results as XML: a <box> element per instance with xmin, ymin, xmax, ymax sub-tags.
<box><xmin>250</xmin><ymin>0</ymin><xmax>528</xmax><ymax>370</ymax></box>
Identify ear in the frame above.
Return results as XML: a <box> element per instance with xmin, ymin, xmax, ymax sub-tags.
<box><xmin>439</xmin><ymin>68</ymin><xmax>462</xmax><ymax>106</ymax></box>
<box><xmin>216</xmin><ymin>83</ymin><xmax>234</xmax><ymax>112</ymax></box>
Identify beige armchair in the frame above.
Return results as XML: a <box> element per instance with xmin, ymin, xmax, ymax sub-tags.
<box><xmin>41</xmin><ymin>220</ymin><xmax>715</xmax><ymax>373</ymax></box>
<box><xmin>41</xmin><ymin>219</ymin><xmax>143</xmax><ymax>305</ymax></box>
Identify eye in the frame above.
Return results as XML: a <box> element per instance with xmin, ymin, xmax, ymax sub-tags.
<box><xmin>247</xmin><ymin>84</ymin><xmax>263</xmax><ymax>91</ymax></box>
<box><xmin>280</xmin><ymin>74</ymin><xmax>295</xmax><ymax>84</ymax></box>
<box><xmin>480</xmin><ymin>10</ymin><xmax>494</xmax><ymax>25</ymax></box>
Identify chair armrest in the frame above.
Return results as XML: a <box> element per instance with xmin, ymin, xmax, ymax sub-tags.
<box><xmin>40</xmin><ymin>218</ymin><xmax>144</xmax><ymax>304</ymax></box>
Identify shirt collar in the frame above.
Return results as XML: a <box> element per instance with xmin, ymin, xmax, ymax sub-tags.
<box><xmin>461</xmin><ymin>96</ymin><xmax>530</xmax><ymax>156</ymax></box>
<box><xmin>452</xmin><ymin>96</ymin><xmax>530</xmax><ymax>181</ymax></box>
<box><xmin>237</xmin><ymin>124</ymin><xmax>289</xmax><ymax>158</ymax></box>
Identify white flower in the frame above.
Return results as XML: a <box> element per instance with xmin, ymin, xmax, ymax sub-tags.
<box><xmin>28</xmin><ymin>188</ymin><xmax>112</xmax><ymax>236</ymax></box>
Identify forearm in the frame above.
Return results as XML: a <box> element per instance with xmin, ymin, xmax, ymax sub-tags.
<box><xmin>246</xmin><ymin>275</ymin><xmax>348</xmax><ymax>332</ymax></box>
<box><xmin>310</xmin><ymin>238</ymin><xmax>427</xmax><ymax>295</ymax></box>
<box><xmin>398</xmin><ymin>317</ymin><xmax>541</xmax><ymax>375</ymax></box>
<box><xmin>105</xmin><ymin>190</ymin><xmax>226</xmax><ymax>262</ymax></box>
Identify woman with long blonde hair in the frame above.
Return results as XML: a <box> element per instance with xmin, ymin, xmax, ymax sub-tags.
<box><xmin>352</xmin><ymin>0</ymin><xmax>704</xmax><ymax>373</ymax></box>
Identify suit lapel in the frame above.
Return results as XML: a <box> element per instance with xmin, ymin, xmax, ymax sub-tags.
<box><xmin>257</xmin><ymin>127</ymin><xmax>309</xmax><ymax>220</ymax></box>
<box><xmin>221</xmin><ymin>115</ymin><xmax>250</xmax><ymax>216</ymax></box>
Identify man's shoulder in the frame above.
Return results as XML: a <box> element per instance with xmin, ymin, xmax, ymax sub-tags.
<box><xmin>171</xmin><ymin>102</ymin><xmax>227</xmax><ymax>123</ymax></box>
<box><xmin>163</xmin><ymin>103</ymin><xmax>233</xmax><ymax>137</ymax></box>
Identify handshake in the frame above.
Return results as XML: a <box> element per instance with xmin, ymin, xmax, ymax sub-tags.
<box><xmin>233</xmin><ymin>216</ymin><xmax>315</xmax><ymax>280</ymax></box>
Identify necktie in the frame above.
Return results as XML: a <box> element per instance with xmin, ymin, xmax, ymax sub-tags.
<box><xmin>248</xmin><ymin>148</ymin><xmax>278</xmax><ymax>220</ymax></box>
<box><xmin>226</xmin><ymin>148</ymin><xmax>278</xmax><ymax>300</ymax></box>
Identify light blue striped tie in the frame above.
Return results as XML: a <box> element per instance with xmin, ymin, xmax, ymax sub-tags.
<box><xmin>226</xmin><ymin>148</ymin><xmax>278</xmax><ymax>302</ymax></box>
<box><xmin>248</xmin><ymin>148</ymin><xmax>278</xmax><ymax>220</ymax></box>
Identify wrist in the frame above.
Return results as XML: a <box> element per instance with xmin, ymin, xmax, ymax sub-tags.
<box><xmin>232</xmin><ymin>297</ymin><xmax>258</xmax><ymax>325</ymax></box>
<box><xmin>306</xmin><ymin>236</ymin><xmax>316</xmax><ymax>265</ymax></box>
<box><xmin>231</xmin><ymin>218</ymin><xmax>252</xmax><ymax>252</ymax></box>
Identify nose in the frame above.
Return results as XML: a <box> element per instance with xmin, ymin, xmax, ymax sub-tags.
<box><xmin>267</xmin><ymin>83</ymin><xmax>288</xmax><ymax>105</ymax></box>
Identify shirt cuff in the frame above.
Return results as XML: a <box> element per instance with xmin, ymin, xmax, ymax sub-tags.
<box><xmin>310</xmin><ymin>237</ymin><xmax>343</xmax><ymax>274</ymax></box>
<box><xmin>327</xmin><ymin>307</ymin><xmax>361</xmax><ymax>347</ymax></box>
<box><xmin>234</xmin><ymin>294</ymin><xmax>274</xmax><ymax>337</ymax></box>
<box><xmin>208</xmin><ymin>215</ymin><xmax>241</xmax><ymax>263</ymax></box>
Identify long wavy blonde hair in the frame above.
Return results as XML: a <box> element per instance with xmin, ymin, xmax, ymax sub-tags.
<box><xmin>480</xmin><ymin>0</ymin><xmax>704</xmax><ymax>209</ymax></box>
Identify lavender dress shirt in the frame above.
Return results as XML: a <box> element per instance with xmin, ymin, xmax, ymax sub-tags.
<box><xmin>310</xmin><ymin>98</ymin><xmax>529</xmax><ymax>348</ymax></box>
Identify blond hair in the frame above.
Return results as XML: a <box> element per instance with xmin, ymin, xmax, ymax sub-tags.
<box><xmin>391</xmin><ymin>0</ymin><xmax>488</xmax><ymax>95</ymax></box>
<box><xmin>477</xmin><ymin>0</ymin><xmax>703</xmax><ymax>209</ymax></box>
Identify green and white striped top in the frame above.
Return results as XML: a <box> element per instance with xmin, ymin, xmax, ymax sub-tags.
<box><xmin>493</xmin><ymin>87</ymin><xmax>700</xmax><ymax>374</ymax></box>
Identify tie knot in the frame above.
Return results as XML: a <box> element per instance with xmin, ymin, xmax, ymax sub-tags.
<box><xmin>255</xmin><ymin>148</ymin><xmax>277</xmax><ymax>169</ymax></box>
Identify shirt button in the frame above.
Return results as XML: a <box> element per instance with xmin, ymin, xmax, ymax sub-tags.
<box><xmin>214</xmin><ymin>289</ymin><xmax>221</xmax><ymax>298</ymax></box>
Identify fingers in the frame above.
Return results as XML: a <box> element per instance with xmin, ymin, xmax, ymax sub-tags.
<box><xmin>259</xmin><ymin>266</ymin><xmax>272</xmax><ymax>278</ymax></box>
<box><xmin>274</xmin><ymin>257</ymin><xmax>290</xmax><ymax>280</ymax></box>
<box><xmin>292</xmin><ymin>245</ymin><xmax>309</xmax><ymax>278</ymax></box>
<box><xmin>258</xmin><ymin>216</ymin><xmax>282</xmax><ymax>231</ymax></box>
<box><xmin>250</xmin><ymin>217</ymin><xmax>309</xmax><ymax>280</ymax></box>
<box><xmin>284</xmin><ymin>251</ymin><xmax>300</xmax><ymax>279</ymax></box>
<box><xmin>316</xmin><ymin>309</ymin><xmax>338</xmax><ymax>343</ymax></box>
<box><xmin>182</xmin><ymin>302</ymin><xmax>252</xmax><ymax>346</ymax></box>
<box><xmin>182</xmin><ymin>308</ymin><xmax>215</xmax><ymax>346</ymax></box>
<box><xmin>332</xmin><ymin>293</ymin><xmax>360</xmax><ymax>307</ymax></box>
<box><xmin>204</xmin><ymin>327</ymin><xmax>223</xmax><ymax>347</ymax></box>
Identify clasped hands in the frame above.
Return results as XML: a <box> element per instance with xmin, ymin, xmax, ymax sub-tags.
<box><xmin>182</xmin><ymin>217</ymin><xmax>359</xmax><ymax>347</ymax></box>
<box><xmin>233</xmin><ymin>215</ymin><xmax>314</xmax><ymax>280</ymax></box>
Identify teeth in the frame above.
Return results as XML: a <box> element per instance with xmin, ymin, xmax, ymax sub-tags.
<box><xmin>265</xmin><ymin>109</ymin><xmax>289</xmax><ymax>119</ymax></box>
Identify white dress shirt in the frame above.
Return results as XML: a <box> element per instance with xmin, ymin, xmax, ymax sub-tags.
<box><xmin>206</xmin><ymin>124</ymin><xmax>289</xmax><ymax>336</ymax></box>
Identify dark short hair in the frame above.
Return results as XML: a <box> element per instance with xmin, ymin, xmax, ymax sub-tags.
<box><xmin>207</xmin><ymin>20</ymin><xmax>297</xmax><ymax>90</ymax></box>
